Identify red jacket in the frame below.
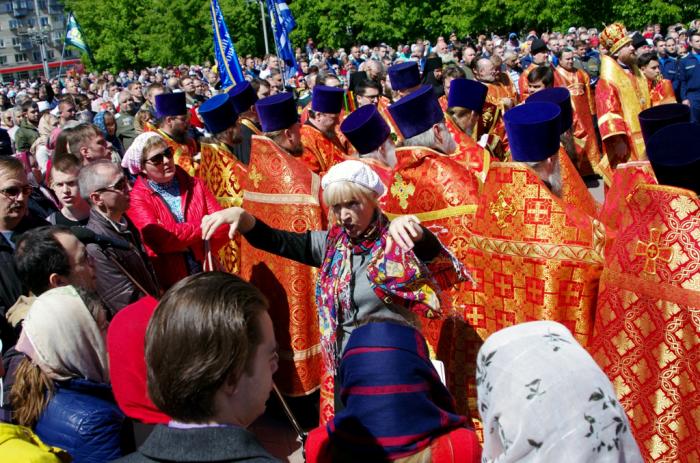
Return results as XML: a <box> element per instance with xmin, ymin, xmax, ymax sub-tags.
<box><xmin>127</xmin><ymin>167</ymin><xmax>228</xmax><ymax>289</ymax></box>
<box><xmin>305</xmin><ymin>426</ymin><xmax>481</xmax><ymax>463</ymax></box>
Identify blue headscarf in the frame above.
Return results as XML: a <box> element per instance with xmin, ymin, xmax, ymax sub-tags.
<box><xmin>328</xmin><ymin>322</ymin><xmax>468</xmax><ymax>460</ymax></box>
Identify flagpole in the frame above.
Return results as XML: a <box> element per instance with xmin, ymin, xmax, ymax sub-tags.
<box><xmin>259</xmin><ymin>0</ymin><xmax>269</xmax><ymax>55</ymax></box>
<box><xmin>57</xmin><ymin>19</ymin><xmax>67</xmax><ymax>78</ymax></box>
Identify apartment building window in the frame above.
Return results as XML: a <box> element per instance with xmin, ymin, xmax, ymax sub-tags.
<box><xmin>14</xmin><ymin>53</ymin><xmax>27</xmax><ymax>62</ymax></box>
<box><xmin>11</xmin><ymin>36</ymin><xmax>19</xmax><ymax>45</ymax></box>
<box><xmin>40</xmin><ymin>17</ymin><xmax>49</xmax><ymax>27</ymax></box>
<box><xmin>0</xmin><ymin>56</ymin><xmax>6</xmax><ymax>65</ymax></box>
<box><xmin>47</xmin><ymin>49</ymin><xmax>53</xmax><ymax>59</ymax></box>
<box><xmin>26</xmin><ymin>18</ymin><xmax>35</xmax><ymax>28</ymax></box>
<box><xmin>4</xmin><ymin>2</ymin><xmax>12</xmax><ymax>13</ymax></box>
<box><xmin>32</xmin><ymin>51</ymin><xmax>40</xmax><ymax>61</ymax></box>
<box><xmin>9</xmin><ymin>19</ymin><xmax>21</xmax><ymax>29</ymax></box>
<box><xmin>0</xmin><ymin>39</ymin><xmax>4</xmax><ymax>48</ymax></box>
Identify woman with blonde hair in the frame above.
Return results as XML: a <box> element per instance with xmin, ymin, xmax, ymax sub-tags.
<box><xmin>202</xmin><ymin>160</ymin><xmax>470</xmax><ymax>420</ymax></box>
<box><xmin>10</xmin><ymin>286</ymin><xmax>129</xmax><ymax>462</ymax></box>
<box><xmin>31</xmin><ymin>112</ymin><xmax>59</xmax><ymax>174</ymax></box>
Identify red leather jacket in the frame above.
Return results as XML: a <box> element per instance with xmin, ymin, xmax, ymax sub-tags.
<box><xmin>127</xmin><ymin>167</ymin><xmax>228</xmax><ymax>289</ymax></box>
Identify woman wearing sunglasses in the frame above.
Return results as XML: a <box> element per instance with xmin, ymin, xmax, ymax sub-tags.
<box><xmin>124</xmin><ymin>132</ymin><xmax>230</xmax><ymax>290</ymax></box>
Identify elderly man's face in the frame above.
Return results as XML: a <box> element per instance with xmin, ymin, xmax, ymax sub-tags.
<box><xmin>0</xmin><ymin>167</ymin><xmax>30</xmax><ymax>231</ymax></box>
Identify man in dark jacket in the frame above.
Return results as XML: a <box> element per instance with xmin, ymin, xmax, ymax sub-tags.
<box><xmin>0</xmin><ymin>156</ymin><xmax>47</xmax><ymax>351</ymax></box>
<box><xmin>78</xmin><ymin>160</ymin><xmax>159</xmax><ymax>315</ymax></box>
<box><xmin>116</xmin><ymin>272</ymin><xmax>279</xmax><ymax>462</ymax></box>
<box><xmin>13</xmin><ymin>101</ymin><xmax>40</xmax><ymax>152</ymax></box>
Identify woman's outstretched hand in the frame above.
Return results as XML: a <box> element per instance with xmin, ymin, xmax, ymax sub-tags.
<box><xmin>387</xmin><ymin>215</ymin><xmax>424</xmax><ymax>251</ymax></box>
<box><xmin>201</xmin><ymin>207</ymin><xmax>256</xmax><ymax>240</ymax></box>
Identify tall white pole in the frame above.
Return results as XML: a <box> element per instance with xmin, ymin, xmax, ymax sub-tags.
<box><xmin>259</xmin><ymin>0</ymin><xmax>269</xmax><ymax>55</ymax></box>
<box><xmin>32</xmin><ymin>0</ymin><xmax>49</xmax><ymax>79</ymax></box>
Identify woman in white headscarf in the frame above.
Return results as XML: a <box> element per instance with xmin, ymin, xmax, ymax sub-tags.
<box><xmin>476</xmin><ymin>321</ymin><xmax>643</xmax><ymax>463</ymax></box>
<box><xmin>10</xmin><ymin>286</ymin><xmax>129</xmax><ymax>463</ymax></box>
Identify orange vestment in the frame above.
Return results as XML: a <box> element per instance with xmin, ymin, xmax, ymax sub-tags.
<box><xmin>240</xmin><ymin>135</ymin><xmax>323</xmax><ymax>400</ymax></box>
<box><xmin>198</xmin><ymin>141</ymin><xmax>246</xmax><ymax>273</ymax></box>
<box><xmin>380</xmin><ymin>146</ymin><xmax>481</xmax><ymax>422</ymax></box>
<box><xmin>555</xmin><ymin>65</ymin><xmax>602</xmax><ymax>176</ymax></box>
<box><xmin>156</xmin><ymin>129</ymin><xmax>198</xmax><ymax>177</ymax></box>
<box><xmin>477</xmin><ymin>81</ymin><xmax>515</xmax><ymax>159</ymax></box>
<box><xmin>595</xmin><ymin>55</ymin><xmax>650</xmax><ymax>182</ymax></box>
<box><xmin>649</xmin><ymin>77</ymin><xmax>677</xmax><ymax>107</ymax></box>
<box><xmin>445</xmin><ymin>114</ymin><xmax>491</xmax><ymax>183</ymax></box>
<box><xmin>300</xmin><ymin>122</ymin><xmax>352</xmax><ymax>176</ymax></box>
<box><xmin>589</xmin><ymin>184</ymin><xmax>700</xmax><ymax>463</ymax></box>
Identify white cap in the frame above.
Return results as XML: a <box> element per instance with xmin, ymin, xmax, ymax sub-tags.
<box><xmin>37</xmin><ymin>101</ymin><xmax>50</xmax><ymax>112</ymax></box>
<box><xmin>321</xmin><ymin>160</ymin><xmax>385</xmax><ymax>197</ymax></box>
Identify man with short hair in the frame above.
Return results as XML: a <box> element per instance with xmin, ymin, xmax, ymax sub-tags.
<box><xmin>154</xmin><ymin>92</ymin><xmax>198</xmax><ymax>176</ymax></box>
<box><xmin>128</xmin><ymin>81</ymin><xmax>145</xmax><ymax>106</ymax></box>
<box><xmin>655</xmin><ymin>37</ymin><xmax>679</xmax><ymax>99</ymax></box>
<box><xmin>115</xmin><ymin>272</ymin><xmax>278</xmax><ymax>462</ymax></box>
<box><xmin>0</xmin><ymin>156</ymin><xmax>46</xmax><ymax>347</ymax></box>
<box><xmin>354</xmin><ymin>79</ymin><xmax>383</xmax><ymax>108</ymax></box>
<box><xmin>79</xmin><ymin>160</ymin><xmax>159</xmax><ymax>315</ymax></box>
<box><xmin>47</xmin><ymin>155</ymin><xmax>91</xmax><ymax>226</ymax></box>
<box><xmin>518</xmin><ymin>38</ymin><xmax>560</xmax><ymax>101</ymax></box>
<box><xmin>638</xmin><ymin>52</ymin><xmax>676</xmax><ymax>106</ymax></box>
<box><xmin>474</xmin><ymin>57</ymin><xmax>515</xmax><ymax>159</ymax></box>
<box><xmin>596</xmin><ymin>23</ymin><xmax>650</xmax><ymax>172</ymax></box>
<box><xmin>679</xmin><ymin>30</ymin><xmax>700</xmax><ymax>122</ymax></box>
<box><xmin>57</xmin><ymin>99</ymin><xmax>77</xmax><ymax>127</ymax></box>
<box><xmin>350</xmin><ymin>46</ymin><xmax>364</xmax><ymax>68</ymax></box>
<box><xmin>180</xmin><ymin>77</ymin><xmax>203</xmax><ymax>108</ymax></box>
<box><xmin>300</xmin><ymin>85</ymin><xmax>350</xmax><ymax>175</ymax></box>
<box><xmin>14</xmin><ymin>101</ymin><xmax>40</xmax><ymax>152</ymax></box>
<box><xmin>461</xmin><ymin>46</ymin><xmax>477</xmax><ymax>79</ymax></box>
<box><xmin>116</xmin><ymin>90</ymin><xmax>140</xmax><ymax>150</ymax></box>
<box><xmin>65</xmin><ymin>123</ymin><xmax>113</xmax><ymax>165</ymax></box>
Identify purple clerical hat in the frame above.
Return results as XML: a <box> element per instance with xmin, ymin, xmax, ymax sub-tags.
<box><xmin>198</xmin><ymin>94</ymin><xmax>238</xmax><ymax>134</ymax></box>
<box><xmin>340</xmin><ymin>105</ymin><xmax>391</xmax><ymax>154</ymax></box>
<box><xmin>227</xmin><ymin>82</ymin><xmax>258</xmax><ymax>114</ymax></box>
<box><xmin>504</xmin><ymin>102</ymin><xmax>561</xmax><ymax>162</ymax></box>
<box><xmin>526</xmin><ymin>87</ymin><xmax>572</xmax><ymax>134</ymax></box>
<box><xmin>388</xmin><ymin>62</ymin><xmax>420</xmax><ymax>91</ymax></box>
<box><xmin>638</xmin><ymin>103</ymin><xmax>690</xmax><ymax>144</ymax></box>
<box><xmin>646</xmin><ymin>122</ymin><xmax>700</xmax><ymax>193</ymax></box>
<box><xmin>255</xmin><ymin>92</ymin><xmax>298</xmax><ymax>133</ymax></box>
<box><xmin>311</xmin><ymin>85</ymin><xmax>345</xmax><ymax>114</ymax></box>
<box><xmin>447</xmin><ymin>78</ymin><xmax>488</xmax><ymax>113</ymax></box>
<box><xmin>388</xmin><ymin>85</ymin><xmax>444</xmax><ymax>140</ymax></box>
<box><xmin>155</xmin><ymin>92</ymin><xmax>187</xmax><ymax>118</ymax></box>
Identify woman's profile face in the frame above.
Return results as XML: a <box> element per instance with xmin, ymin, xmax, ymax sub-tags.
<box><xmin>332</xmin><ymin>196</ymin><xmax>376</xmax><ymax>239</ymax></box>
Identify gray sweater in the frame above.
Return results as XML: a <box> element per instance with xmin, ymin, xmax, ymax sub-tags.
<box><xmin>243</xmin><ymin>219</ymin><xmax>441</xmax><ymax>352</ymax></box>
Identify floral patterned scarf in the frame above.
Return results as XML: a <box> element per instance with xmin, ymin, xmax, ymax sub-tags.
<box><xmin>315</xmin><ymin>212</ymin><xmax>470</xmax><ymax>374</ymax></box>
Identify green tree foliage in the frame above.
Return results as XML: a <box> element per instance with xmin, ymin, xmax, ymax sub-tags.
<box><xmin>62</xmin><ymin>0</ymin><xmax>698</xmax><ymax>70</ymax></box>
<box><xmin>62</xmin><ymin>0</ymin><xmax>263</xmax><ymax>71</ymax></box>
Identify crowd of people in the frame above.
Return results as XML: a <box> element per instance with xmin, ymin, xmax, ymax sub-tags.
<box><xmin>0</xmin><ymin>18</ymin><xmax>698</xmax><ymax>463</ymax></box>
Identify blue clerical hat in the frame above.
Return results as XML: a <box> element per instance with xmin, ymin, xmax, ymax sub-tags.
<box><xmin>388</xmin><ymin>62</ymin><xmax>420</xmax><ymax>91</ymax></box>
<box><xmin>646</xmin><ymin>122</ymin><xmax>700</xmax><ymax>193</ymax></box>
<box><xmin>255</xmin><ymin>92</ymin><xmax>298</xmax><ymax>133</ymax></box>
<box><xmin>388</xmin><ymin>85</ymin><xmax>444</xmax><ymax>140</ymax></box>
<box><xmin>227</xmin><ymin>81</ymin><xmax>258</xmax><ymax>114</ymax></box>
<box><xmin>155</xmin><ymin>92</ymin><xmax>187</xmax><ymax>118</ymax></box>
<box><xmin>504</xmin><ymin>102</ymin><xmax>562</xmax><ymax>162</ymax></box>
<box><xmin>340</xmin><ymin>105</ymin><xmax>391</xmax><ymax>154</ymax></box>
<box><xmin>447</xmin><ymin>78</ymin><xmax>488</xmax><ymax>113</ymax></box>
<box><xmin>198</xmin><ymin>94</ymin><xmax>238</xmax><ymax>134</ymax></box>
<box><xmin>311</xmin><ymin>85</ymin><xmax>345</xmax><ymax>114</ymax></box>
<box><xmin>526</xmin><ymin>87</ymin><xmax>572</xmax><ymax>133</ymax></box>
<box><xmin>639</xmin><ymin>103</ymin><xmax>690</xmax><ymax>145</ymax></box>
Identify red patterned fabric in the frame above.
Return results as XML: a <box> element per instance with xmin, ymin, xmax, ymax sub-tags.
<box><xmin>590</xmin><ymin>184</ymin><xmax>700</xmax><ymax>463</ymax></box>
<box><xmin>445</xmin><ymin>115</ymin><xmax>491</xmax><ymax>183</ymax></box>
<box><xmin>156</xmin><ymin>129</ymin><xmax>199</xmax><ymax>177</ymax></box>
<box><xmin>300</xmin><ymin>122</ymin><xmax>352</xmax><ymax>176</ymax></box>
<box><xmin>241</xmin><ymin>135</ymin><xmax>323</xmax><ymax>401</ymax></box>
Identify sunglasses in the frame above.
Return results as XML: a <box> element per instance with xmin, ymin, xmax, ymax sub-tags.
<box><xmin>96</xmin><ymin>177</ymin><xmax>128</xmax><ymax>193</ymax></box>
<box><xmin>0</xmin><ymin>184</ymin><xmax>32</xmax><ymax>200</ymax></box>
<box><xmin>145</xmin><ymin>147</ymin><xmax>174</xmax><ymax>166</ymax></box>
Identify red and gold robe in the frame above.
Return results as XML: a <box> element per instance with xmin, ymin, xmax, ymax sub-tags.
<box><xmin>300</xmin><ymin>122</ymin><xmax>352</xmax><ymax>176</ymax></box>
<box><xmin>589</xmin><ymin>184</ymin><xmax>700</xmax><ymax>463</ymax></box>
<box><xmin>477</xmin><ymin>81</ymin><xmax>515</xmax><ymax>160</ymax></box>
<box><xmin>556</xmin><ymin>66</ymin><xmax>601</xmax><ymax>176</ymax></box>
<box><xmin>156</xmin><ymin>129</ymin><xmax>198</xmax><ymax>177</ymax></box>
<box><xmin>198</xmin><ymin>141</ymin><xmax>246</xmax><ymax>273</ymax></box>
<box><xmin>240</xmin><ymin>116</ymin><xmax>262</xmax><ymax>135</ymax></box>
<box><xmin>518</xmin><ymin>63</ymin><xmax>561</xmax><ymax>102</ymax></box>
<box><xmin>557</xmin><ymin>148</ymin><xmax>600</xmax><ymax>218</ymax></box>
<box><xmin>380</xmin><ymin>146</ymin><xmax>482</xmax><ymax>422</ymax></box>
<box><xmin>649</xmin><ymin>77</ymin><xmax>676</xmax><ymax>107</ymax></box>
<box><xmin>241</xmin><ymin>135</ymin><xmax>323</xmax><ymax>401</ymax></box>
<box><xmin>438</xmin><ymin>94</ymin><xmax>448</xmax><ymax>112</ymax></box>
<box><xmin>595</xmin><ymin>55</ymin><xmax>650</xmax><ymax>182</ymax></box>
<box><xmin>376</xmin><ymin>97</ymin><xmax>403</xmax><ymax>144</ymax></box>
<box><xmin>445</xmin><ymin>114</ymin><xmax>491</xmax><ymax>183</ymax></box>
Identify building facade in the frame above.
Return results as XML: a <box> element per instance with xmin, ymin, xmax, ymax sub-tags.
<box><xmin>0</xmin><ymin>0</ymin><xmax>79</xmax><ymax>81</ymax></box>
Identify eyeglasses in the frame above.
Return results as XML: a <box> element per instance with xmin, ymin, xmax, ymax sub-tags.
<box><xmin>0</xmin><ymin>184</ymin><xmax>32</xmax><ymax>200</ymax></box>
<box><xmin>96</xmin><ymin>177</ymin><xmax>128</xmax><ymax>193</ymax></box>
<box><xmin>145</xmin><ymin>147</ymin><xmax>174</xmax><ymax>166</ymax></box>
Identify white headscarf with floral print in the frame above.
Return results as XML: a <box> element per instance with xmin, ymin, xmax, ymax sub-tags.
<box><xmin>477</xmin><ymin>321</ymin><xmax>643</xmax><ymax>463</ymax></box>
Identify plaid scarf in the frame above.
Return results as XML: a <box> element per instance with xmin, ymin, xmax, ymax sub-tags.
<box><xmin>328</xmin><ymin>322</ymin><xmax>468</xmax><ymax>459</ymax></box>
<box><xmin>315</xmin><ymin>212</ymin><xmax>469</xmax><ymax>374</ymax></box>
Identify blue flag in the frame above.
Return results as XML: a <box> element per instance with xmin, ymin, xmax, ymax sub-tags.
<box><xmin>210</xmin><ymin>0</ymin><xmax>245</xmax><ymax>89</ymax></box>
<box><xmin>266</xmin><ymin>0</ymin><xmax>298</xmax><ymax>79</ymax></box>
<box><xmin>65</xmin><ymin>12</ymin><xmax>94</xmax><ymax>64</ymax></box>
